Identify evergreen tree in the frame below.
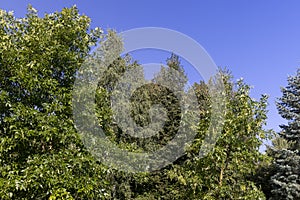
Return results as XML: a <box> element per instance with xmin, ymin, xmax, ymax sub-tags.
<box><xmin>268</xmin><ymin>69</ymin><xmax>300</xmax><ymax>200</ymax></box>
<box><xmin>277</xmin><ymin>69</ymin><xmax>300</xmax><ymax>150</ymax></box>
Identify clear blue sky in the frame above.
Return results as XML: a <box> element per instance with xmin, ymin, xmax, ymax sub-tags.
<box><xmin>1</xmin><ymin>1</ymin><xmax>299</xmax><ymax>138</ymax></box>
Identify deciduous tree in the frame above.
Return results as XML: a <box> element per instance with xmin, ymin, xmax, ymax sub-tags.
<box><xmin>0</xmin><ymin>6</ymin><xmax>112</xmax><ymax>199</ymax></box>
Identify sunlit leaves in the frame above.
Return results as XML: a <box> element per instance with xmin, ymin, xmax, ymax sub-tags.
<box><xmin>0</xmin><ymin>6</ymin><xmax>112</xmax><ymax>199</ymax></box>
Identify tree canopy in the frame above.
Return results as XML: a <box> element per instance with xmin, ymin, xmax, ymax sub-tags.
<box><xmin>0</xmin><ymin>5</ymin><xmax>111</xmax><ymax>199</ymax></box>
<box><xmin>1</xmin><ymin>5</ymin><xmax>296</xmax><ymax>200</ymax></box>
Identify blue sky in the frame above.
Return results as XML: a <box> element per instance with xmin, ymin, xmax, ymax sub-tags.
<box><xmin>1</xmin><ymin>1</ymin><xmax>299</xmax><ymax>141</ymax></box>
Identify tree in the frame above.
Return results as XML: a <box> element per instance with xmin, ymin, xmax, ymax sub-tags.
<box><xmin>277</xmin><ymin>69</ymin><xmax>300</xmax><ymax>150</ymax></box>
<box><xmin>0</xmin><ymin>5</ymin><xmax>271</xmax><ymax>199</ymax></box>
<box><xmin>253</xmin><ymin>137</ymin><xmax>286</xmax><ymax>200</ymax></box>
<box><xmin>267</xmin><ymin>69</ymin><xmax>300</xmax><ymax>200</ymax></box>
<box><xmin>169</xmin><ymin>73</ymin><xmax>269</xmax><ymax>199</ymax></box>
<box><xmin>103</xmin><ymin>65</ymin><xmax>269</xmax><ymax>199</ymax></box>
<box><xmin>0</xmin><ymin>6</ymin><xmax>113</xmax><ymax>199</ymax></box>
<box><xmin>93</xmin><ymin>53</ymin><xmax>192</xmax><ymax>198</ymax></box>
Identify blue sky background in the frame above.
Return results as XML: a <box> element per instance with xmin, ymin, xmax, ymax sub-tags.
<box><xmin>1</xmin><ymin>1</ymin><xmax>300</xmax><ymax>149</ymax></box>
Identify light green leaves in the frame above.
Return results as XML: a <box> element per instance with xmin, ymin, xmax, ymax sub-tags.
<box><xmin>0</xmin><ymin>6</ymin><xmax>113</xmax><ymax>199</ymax></box>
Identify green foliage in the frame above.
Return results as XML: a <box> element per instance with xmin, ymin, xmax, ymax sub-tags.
<box><xmin>0</xmin><ymin>6</ymin><xmax>112</xmax><ymax>199</ymax></box>
<box><xmin>269</xmin><ymin>149</ymin><xmax>300</xmax><ymax>200</ymax></box>
<box><xmin>0</xmin><ymin>5</ymin><xmax>271</xmax><ymax>199</ymax></box>
<box><xmin>169</xmin><ymin>73</ymin><xmax>268</xmax><ymax>199</ymax></box>
<box><xmin>266</xmin><ymin>69</ymin><xmax>300</xmax><ymax>200</ymax></box>
<box><xmin>277</xmin><ymin>69</ymin><xmax>300</xmax><ymax>150</ymax></box>
<box><xmin>94</xmin><ymin>55</ymin><xmax>269</xmax><ymax>199</ymax></box>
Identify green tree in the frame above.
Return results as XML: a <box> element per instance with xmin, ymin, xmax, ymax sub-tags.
<box><xmin>169</xmin><ymin>73</ymin><xmax>269</xmax><ymax>199</ymax></box>
<box><xmin>277</xmin><ymin>69</ymin><xmax>300</xmax><ymax>150</ymax></box>
<box><xmin>0</xmin><ymin>5</ymin><xmax>271</xmax><ymax>199</ymax></box>
<box><xmin>104</xmin><ymin>66</ymin><xmax>269</xmax><ymax>199</ymax></box>
<box><xmin>93</xmin><ymin>53</ymin><xmax>191</xmax><ymax>198</ymax></box>
<box><xmin>0</xmin><ymin>6</ymin><xmax>113</xmax><ymax>199</ymax></box>
<box><xmin>253</xmin><ymin>136</ymin><xmax>285</xmax><ymax>200</ymax></box>
<box><xmin>267</xmin><ymin>69</ymin><xmax>300</xmax><ymax>200</ymax></box>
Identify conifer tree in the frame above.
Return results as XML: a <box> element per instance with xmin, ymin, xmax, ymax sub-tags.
<box><xmin>268</xmin><ymin>69</ymin><xmax>300</xmax><ymax>200</ymax></box>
